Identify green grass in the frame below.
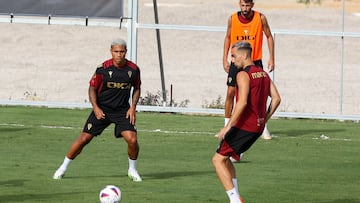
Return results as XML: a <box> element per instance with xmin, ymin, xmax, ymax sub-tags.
<box><xmin>0</xmin><ymin>106</ymin><xmax>359</xmax><ymax>203</ymax></box>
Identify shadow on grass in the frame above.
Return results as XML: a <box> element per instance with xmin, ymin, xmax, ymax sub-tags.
<box><xmin>0</xmin><ymin>179</ymin><xmax>28</xmax><ymax>187</ymax></box>
<box><xmin>271</xmin><ymin>128</ymin><xmax>345</xmax><ymax>137</ymax></box>
<box><xmin>68</xmin><ymin>170</ymin><xmax>217</xmax><ymax>180</ymax></box>
<box><xmin>232</xmin><ymin>160</ymin><xmax>251</xmax><ymax>164</ymax></box>
<box><xmin>143</xmin><ymin>170</ymin><xmax>215</xmax><ymax>180</ymax></box>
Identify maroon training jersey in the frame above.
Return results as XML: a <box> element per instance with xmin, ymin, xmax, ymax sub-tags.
<box><xmin>234</xmin><ymin>65</ymin><xmax>270</xmax><ymax>133</ymax></box>
<box><xmin>89</xmin><ymin>59</ymin><xmax>141</xmax><ymax>112</ymax></box>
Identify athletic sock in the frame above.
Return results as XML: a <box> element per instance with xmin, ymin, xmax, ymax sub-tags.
<box><xmin>128</xmin><ymin>158</ymin><xmax>137</xmax><ymax>171</ymax></box>
<box><xmin>226</xmin><ymin>188</ymin><xmax>241</xmax><ymax>203</ymax></box>
<box><xmin>232</xmin><ymin>178</ymin><xmax>239</xmax><ymax>195</ymax></box>
<box><xmin>59</xmin><ymin>156</ymin><xmax>72</xmax><ymax>171</ymax></box>
<box><xmin>224</xmin><ymin>118</ymin><xmax>230</xmax><ymax>126</ymax></box>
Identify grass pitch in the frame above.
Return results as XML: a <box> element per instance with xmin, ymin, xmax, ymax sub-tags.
<box><xmin>0</xmin><ymin>106</ymin><xmax>359</xmax><ymax>203</ymax></box>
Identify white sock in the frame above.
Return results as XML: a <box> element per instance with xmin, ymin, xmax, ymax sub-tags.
<box><xmin>128</xmin><ymin>158</ymin><xmax>137</xmax><ymax>171</ymax></box>
<box><xmin>232</xmin><ymin>178</ymin><xmax>239</xmax><ymax>195</ymax></box>
<box><xmin>224</xmin><ymin>118</ymin><xmax>230</xmax><ymax>126</ymax></box>
<box><xmin>226</xmin><ymin>188</ymin><xmax>240</xmax><ymax>203</ymax></box>
<box><xmin>59</xmin><ymin>156</ymin><xmax>72</xmax><ymax>171</ymax></box>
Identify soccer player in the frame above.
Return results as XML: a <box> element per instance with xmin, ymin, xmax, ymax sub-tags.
<box><xmin>213</xmin><ymin>41</ymin><xmax>281</xmax><ymax>203</ymax></box>
<box><xmin>53</xmin><ymin>38</ymin><xmax>143</xmax><ymax>182</ymax></box>
<box><xmin>223</xmin><ymin>0</ymin><xmax>275</xmax><ymax>142</ymax></box>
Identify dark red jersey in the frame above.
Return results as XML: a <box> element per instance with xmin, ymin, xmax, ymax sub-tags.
<box><xmin>234</xmin><ymin>65</ymin><xmax>270</xmax><ymax>133</ymax></box>
<box><xmin>89</xmin><ymin>59</ymin><xmax>141</xmax><ymax>112</ymax></box>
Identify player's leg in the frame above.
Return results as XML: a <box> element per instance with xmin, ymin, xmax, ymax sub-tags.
<box><xmin>53</xmin><ymin>132</ymin><xmax>94</xmax><ymax>179</ymax></box>
<box><xmin>225</xmin><ymin>86</ymin><xmax>236</xmax><ymax>124</ymax></box>
<box><xmin>215</xmin><ymin>128</ymin><xmax>261</xmax><ymax>202</ymax></box>
<box><xmin>261</xmin><ymin>124</ymin><xmax>272</xmax><ymax>140</ymax></box>
<box><xmin>214</xmin><ymin>127</ymin><xmax>247</xmax><ymax>203</ymax></box>
<box><xmin>225</xmin><ymin>158</ymin><xmax>237</xmax><ymax>189</ymax></box>
<box><xmin>53</xmin><ymin>111</ymin><xmax>108</xmax><ymax>179</ymax></box>
<box><xmin>122</xmin><ymin>130</ymin><xmax>142</xmax><ymax>182</ymax></box>
<box><xmin>213</xmin><ymin>153</ymin><xmax>243</xmax><ymax>203</ymax></box>
<box><xmin>66</xmin><ymin>132</ymin><xmax>94</xmax><ymax>159</ymax></box>
<box><xmin>113</xmin><ymin>111</ymin><xmax>142</xmax><ymax>182</ymax></box>
<box><xmin>122</xmin><ymin>130</ymin><xmax>139</xmax><ymax>160</ymax></box>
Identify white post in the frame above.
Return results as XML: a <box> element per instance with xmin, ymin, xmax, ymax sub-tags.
<box><xmin>339</xmin><ymin>0</ymin><xmax>344</xmax><ymax>114</ymax></box>
<box><xmin>127</xmin><ymin>0</ymin><xmax>138</xmax><ymax>63</ymax></box>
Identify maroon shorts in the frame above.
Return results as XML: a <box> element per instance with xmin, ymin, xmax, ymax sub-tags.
<box><xmin>216</xmin><ymin>127</ymin><xmax>261</xmax><ymax>160</ymax></box>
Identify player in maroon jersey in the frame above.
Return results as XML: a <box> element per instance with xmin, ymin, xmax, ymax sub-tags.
<box><xmin>213</xmin><ymin>41</ymin><xmax>280</xmax><ymax>203</ymax></box>
<box><xmin>53</xmin><ymin>39</ymin><xmax>142</xmax><ymax>182</ymax></box>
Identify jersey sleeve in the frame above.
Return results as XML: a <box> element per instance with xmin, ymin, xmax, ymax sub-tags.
<box><xmin>89</xmin><ymin>67</ymin><xmax>103</xmax><ymax>89</ymax></box>
<box><xmin>133</xmin><ymin>67</ymin><xmax>141</xmax><ymax>89</ymax></box>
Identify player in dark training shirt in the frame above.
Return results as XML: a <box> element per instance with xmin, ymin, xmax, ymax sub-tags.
<box><xmin>53</xmin><ymin>39</ymin><xmax>143</xmax><ymax>182</ymax></box>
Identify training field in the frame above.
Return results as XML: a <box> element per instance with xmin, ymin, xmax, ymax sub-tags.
<box><xmin>0</xmin><ymin>106</ymin><xmax>359</xmax><ymax>203</ymax></box>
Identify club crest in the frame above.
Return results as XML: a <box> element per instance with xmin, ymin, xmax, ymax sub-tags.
<box><xmin>128</xmin><ymin>71</ymin><xmax>132</xmax><ymax>78</ymax></box>
<box><xmin>108</xmin><ymin>71</ymin><xmax>113</xmax><ymax>78</ymax></box>
<box><xmin>87</xmin><ymin>123</ymin><xmax>93</xmax><ymax>130</ymax></box>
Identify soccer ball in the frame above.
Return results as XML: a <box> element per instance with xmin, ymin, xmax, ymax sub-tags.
<box><xmin>99</xmin><ymin>185</ymin><xmax>122</xmax><ymax>203</ymax></box>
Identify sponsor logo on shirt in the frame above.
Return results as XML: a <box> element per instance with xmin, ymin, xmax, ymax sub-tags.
<box><xmin>107</xmin><ymin>82</ymin><xmax>131</xmax><ymax>89</ymax></box>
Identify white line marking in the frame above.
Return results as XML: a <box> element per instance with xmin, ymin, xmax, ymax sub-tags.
<box><xmin>137</xmin><ymin>129</ymin><xmax>214</xmax><ymax>135</ymax></box>
<box><xmin>0</xmin><ymin>123</ymin><xmax>24</xmax><ymax>127</ymax></box>
<box><xmin>40</xmin><ymin>125</ymin><xmax>75</xmax><ymax>129</ymax></box>
<box><xmin>0</xmin><ymin>123</ymin><xmax>214</xmax><ymax>135</ymax></box>
<box><xmin>0</xmin><ymin>122</ymin><xmax>354</xmax><ymax>141</ymax></box>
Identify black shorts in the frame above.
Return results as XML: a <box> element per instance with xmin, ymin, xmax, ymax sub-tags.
<box><xmin>216</xmin><ymin>127</ymin><xmax>261</xmax><ymax>160</ymax></box>
<box><xmin>82</xmin><ymin>111</ymin><xmax>136</xmax><ymax>138</ymax></box>
<box><xmin>227</xmin><ymin>60</ymin><xmax>263</xmax><ymax>87</ymax></box>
